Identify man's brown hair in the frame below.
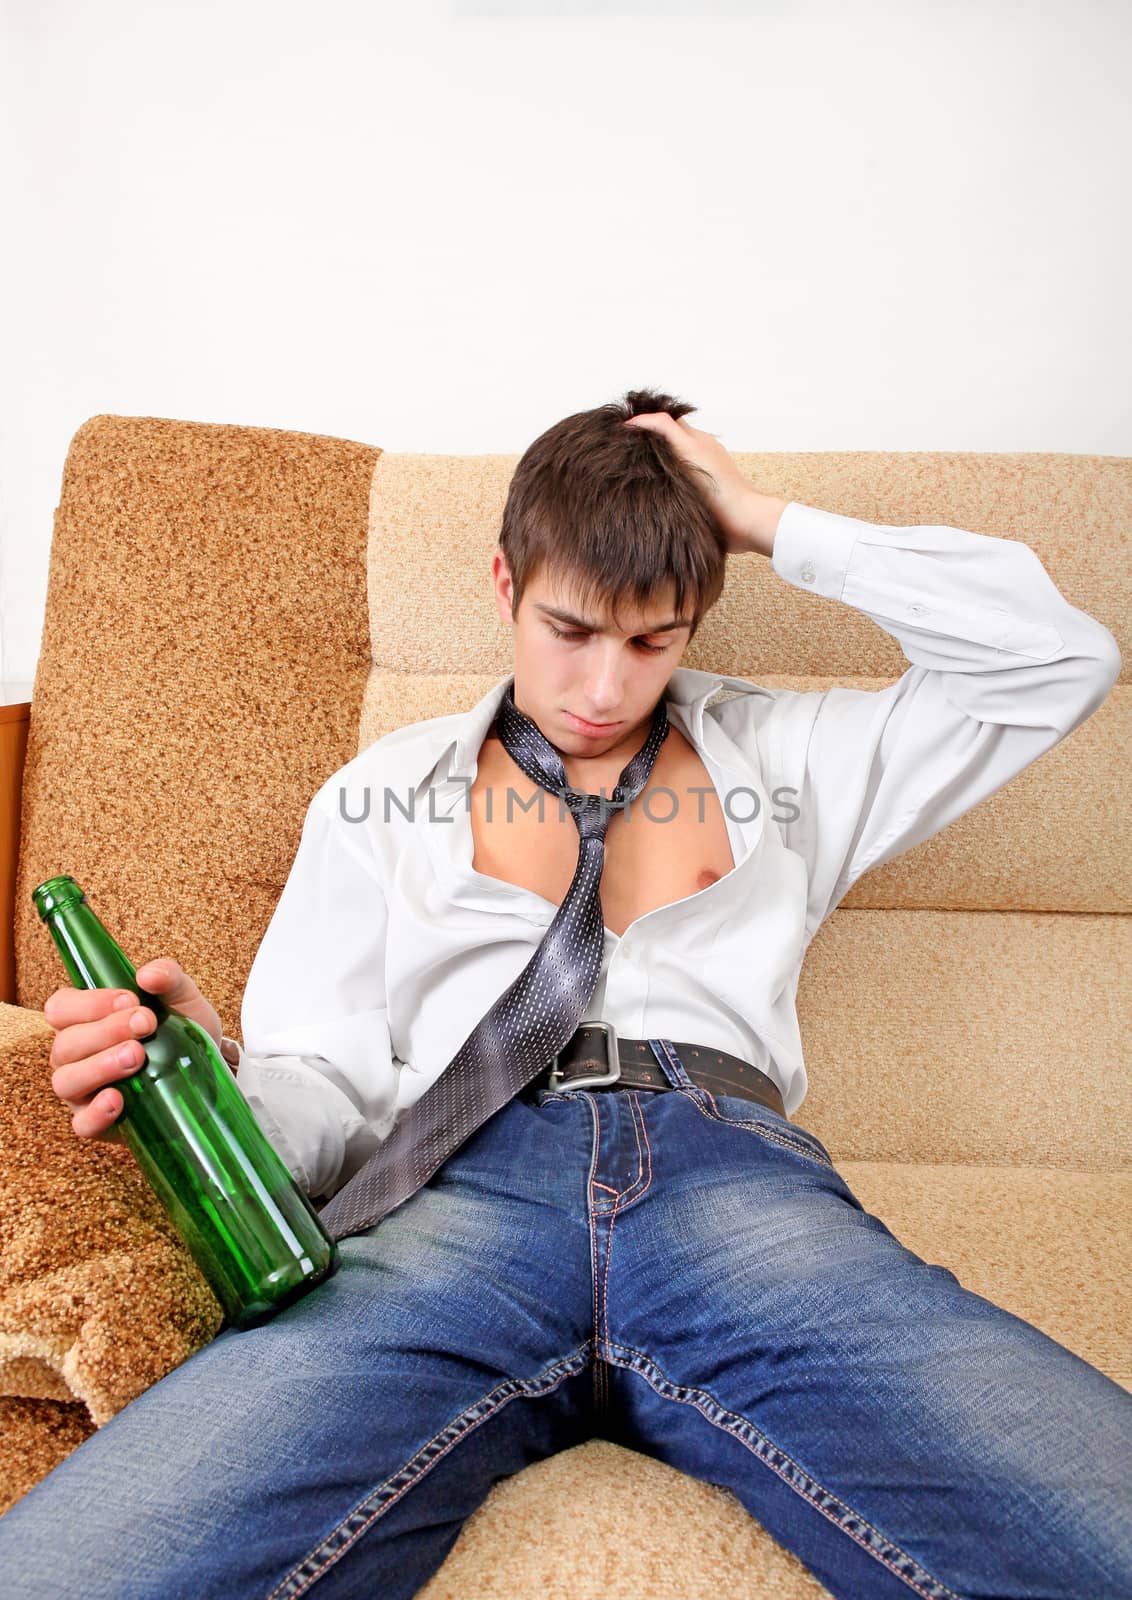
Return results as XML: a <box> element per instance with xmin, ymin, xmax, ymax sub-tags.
<box><xmin>498</xmin><ymin>387</ymin><xmax>727</xmax><ymax>641</ymax></box>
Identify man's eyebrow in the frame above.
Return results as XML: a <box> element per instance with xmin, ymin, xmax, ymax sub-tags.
<box><xmin>533</xmin><ymin>602</ymin><xmax>692</xmax><ymax>634</ymax></box>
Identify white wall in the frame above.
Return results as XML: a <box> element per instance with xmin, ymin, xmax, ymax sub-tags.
<box><xmin>1</xmin><ymin>0</ymin><xmax>1128</xmax><ymax>685</ymax></box>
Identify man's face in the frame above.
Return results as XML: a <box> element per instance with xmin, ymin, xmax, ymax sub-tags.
<box><xmin>492</xmin><ymin>551</ymin><xmax>694</xmax><ymax>762</ymax></box>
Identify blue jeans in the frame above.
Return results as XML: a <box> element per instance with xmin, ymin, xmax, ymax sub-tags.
<box><xmin>2</xmin><ymin>1039</ymin><xmax>1130</xmax><ymax>1599</ymax></box>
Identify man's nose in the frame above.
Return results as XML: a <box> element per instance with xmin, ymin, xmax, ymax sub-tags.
<box><xmin>582</xmin><ymin>646</ymin><xmax>628</xmax><ymax>712</ymax></box>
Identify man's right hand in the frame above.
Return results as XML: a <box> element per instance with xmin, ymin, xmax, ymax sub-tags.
<box><xmin>45</xmin><ymin>959</ymin><xmax>223</xmax><ymax>1143</ymax></box>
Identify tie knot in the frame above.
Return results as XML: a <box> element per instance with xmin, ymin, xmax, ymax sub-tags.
<box><xmin>568</xmin><ymin>791</ymin><xmax>620</xmax><ymax>842</ymax></box>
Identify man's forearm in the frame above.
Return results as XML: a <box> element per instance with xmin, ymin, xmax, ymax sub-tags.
<box><xmin>735</xmin><ymin>490</ymin><xmax>790</xmax><ymax>559</ymax></box>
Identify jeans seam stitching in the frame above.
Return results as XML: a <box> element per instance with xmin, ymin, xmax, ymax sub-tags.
<box><xmin>691</xmin><ymin>1084</ymin><xmax>835</xmax><ymax>1171</ymax></box>
<box><xmin>585</xmin><ymin>1094</ymin><xmax>607</xmax><ymax>1415</ymax></box>
<box><xmin>265</xmin><ymin>1345</ymin><xmax>594</xmax><ymax>1597</ymax></box>
<box><xmin>599</xmin><ymin>1195</ymin><xmax>621</xmax><ymax>1367</ymax></box>
<box><xmin>592</xmin><ymin>1089</ymin><xmax>652</xmax><ymax>1212</ymax></box>
<box><xmin>598</xmin><ymin>1338</ymin><xmax>964</xmax><ymax>1600</ymax></box>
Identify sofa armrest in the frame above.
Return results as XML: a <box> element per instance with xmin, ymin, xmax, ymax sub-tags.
<box><xmin>0</xmin><ymin>1002</ymin><xmax>224</xmax><ymax>1426</ymax></box>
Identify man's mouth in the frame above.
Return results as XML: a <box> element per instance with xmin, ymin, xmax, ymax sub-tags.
<box><xmin>565</xmin><ymin>711</ymin><xmax>622</xmax><ymax>735</ymax></box>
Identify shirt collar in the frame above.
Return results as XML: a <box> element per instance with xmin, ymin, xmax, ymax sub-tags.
<box><xmin>429</xmin><ymin>666</ymin><xmax>760</xmax><ymax>784</ymax></box>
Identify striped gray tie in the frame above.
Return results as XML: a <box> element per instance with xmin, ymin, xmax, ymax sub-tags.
<box><xmin>317</xmin><ymin>679</ymin><xmax>669</xmax><ymax>1241</ymax></box>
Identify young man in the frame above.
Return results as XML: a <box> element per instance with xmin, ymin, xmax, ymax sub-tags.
<box><xmin>12</xmin><ymin>397</ymin><xmax>1131</xmax><ymax>1599</ymax></box>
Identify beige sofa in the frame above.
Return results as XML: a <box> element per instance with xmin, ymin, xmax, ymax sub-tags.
<box><xmin>0</xmin><ymin>415</ymin><xmax>1127</xmax><ymax>1598</ymax></box>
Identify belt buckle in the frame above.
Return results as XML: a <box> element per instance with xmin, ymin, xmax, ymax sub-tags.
<box><xmin>547</xmin><ymin>1021</ymin><xmax>621</xmax><ymax>1092</ymax></box>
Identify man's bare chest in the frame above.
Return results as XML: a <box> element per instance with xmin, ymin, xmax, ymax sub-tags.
<box><xmin>469</xmin><ymin>722</ymin><xmax>736</xmax><ymax>938</ymax></box>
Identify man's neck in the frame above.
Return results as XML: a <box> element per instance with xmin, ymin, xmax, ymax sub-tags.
<box><xmin>500</xmin><ymin>699</ymin><xmax>664</xmax><ymax>794</ymax></box>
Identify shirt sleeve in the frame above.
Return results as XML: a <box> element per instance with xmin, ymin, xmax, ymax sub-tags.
<box><xmin>231</xmin><ymin>786</ymin><xmax>402</xmax><ymax>1201</ymax></box>
<box><xmin>766</xmin><ymin>501</ymin><xmax>1121</xmax><ymax>943</ymax></box>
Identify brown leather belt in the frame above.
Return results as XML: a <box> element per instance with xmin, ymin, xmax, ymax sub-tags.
<box><xmin>531</xmin><ymin>1022</ymin><xmax>787</xmax><ymax>1119</ymax></box>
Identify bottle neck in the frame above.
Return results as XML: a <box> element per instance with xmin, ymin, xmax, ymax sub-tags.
<box><xmin>42</xmin><ymin>899</ymin><xmax>170</xmax><ymax>1025</ymax></box>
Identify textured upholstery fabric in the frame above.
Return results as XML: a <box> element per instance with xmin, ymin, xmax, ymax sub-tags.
<box><xmin>13</xmin><ymin>414</ymin><xmax>377</xmax><ymax>1032</ymax></box>
<box><xmin>0</xmin><ymin>418</ymin><xmax>1127</xmax><ymax>1600</ymax></box>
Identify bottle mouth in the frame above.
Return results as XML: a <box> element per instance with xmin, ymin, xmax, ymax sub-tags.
<box><xmin>32</xmin><ymin>875</ymin><xmax>87</xmax><ymax>920</ymax></box>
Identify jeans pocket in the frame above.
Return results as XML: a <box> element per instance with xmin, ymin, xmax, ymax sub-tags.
<box><xmin>694</xmin><ymin>1090</ymin><xmax>836</xmax><ymax>1171</ymax></box>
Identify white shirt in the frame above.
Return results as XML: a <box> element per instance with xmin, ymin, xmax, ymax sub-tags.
<box><xmin>230</xmin><ymin>501</ymin><xmax>1121</xmax><ymax>1201</ymax></box>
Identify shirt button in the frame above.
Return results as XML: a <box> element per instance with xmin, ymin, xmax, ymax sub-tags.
<box><xmin>800</xmin><ymin>561</ymin><xmax>816</xmax><ymax>583</ymax></box>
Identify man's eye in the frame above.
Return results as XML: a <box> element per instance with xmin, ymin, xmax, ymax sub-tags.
<box><xmin>546</xmin><ymin>624</ymin><xmax>668</xmax><ymax>655</ymax></box>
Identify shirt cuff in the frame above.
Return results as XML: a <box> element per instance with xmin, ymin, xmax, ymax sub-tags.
<box><xmin>771</xmin><ymin>501</ymin><xmax>864</xmax><ymax>602</ymax></box>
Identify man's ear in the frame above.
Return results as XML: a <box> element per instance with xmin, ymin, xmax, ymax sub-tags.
<box><xmin>492</xmin><ymin>549</ymin><xmax>517</xmax><ymax>625</ymax></box>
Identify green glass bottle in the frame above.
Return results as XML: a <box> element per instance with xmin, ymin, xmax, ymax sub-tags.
<box><xmin>33</xmin><ymin>875</ymin><xmax>339</xmax><ymax>1329</ymax></box>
